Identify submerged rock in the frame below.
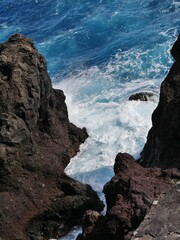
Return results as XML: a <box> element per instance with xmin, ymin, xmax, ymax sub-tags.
<box><xmin>0</xmin><ymin>34</ymin><xmax>103</xmax><ymax>240</ymax></box>
<box><xmin>140</xmin><ymin>35</ymin><xmax>180</xmax><ymax>169</ymax></box>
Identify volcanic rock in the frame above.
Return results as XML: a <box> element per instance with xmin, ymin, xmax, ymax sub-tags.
<box><xmin>78</xmin><ymin>153</ymin><xmax>171</xmax><ymax>240</ymax></box>
<box><xmin>140</xmin><ymin>35</ymin><xmax>180</xmax><ymax>169</ymax></box>
<box><xmin>0</xmin><ymin>34</ymin><xmax>103</xmax><ymax>240</ymax></box>
<box><xmin>129</xmin><ymin>92</ymin><xmax>155</xmax><ymax>101</ymax></box>
<box><xmin>131</xmin><ymin>180</ymin><xmax>180</xmax><ymax>240</ymax></box>
<box><xmin>171</xmin><ymin>33</ymin><xmax>180</xmax><ymax>62</ymax></box>
<box><xmin>76</xmin><ymin>36</ymin><xmax>180</xmax><ymax>240</ymax></box>
<box><xmin>76</xmin><ymin>210</ymin><xmax>101</xmax><ymax>240</ymax></box>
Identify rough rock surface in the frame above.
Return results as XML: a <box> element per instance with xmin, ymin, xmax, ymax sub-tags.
<box><xmin>140</xmin><ymin>34</ymin><xmax>180</xmax><ymax>169</ymax></box>
<box><xmin>131</xmin><ymin>179</ymin><xmax>180</xmax><ymax>240</ymax></box>
<box><xmin>76</xmin><ymin>210</ymin><xmax>101</xmax><ymax>240</ymax></box>
<box><xmin>129</xmin><ymin>92</ymin><xmax>156</xmax><ymax>101</ymax></box>
<box><xmin>77</xmin><ymin>35</ymin><xmax>180</xmax><ymax>240</ymax></box>
<box><xmin>77</xmin><ymin>153</ymin><xmax>172</xmax><ymax>240</ymax></box>
<box><xmin>0</xmin><ymin>34</ymin><xmax>103</xmax><ymax>240</ymax></box>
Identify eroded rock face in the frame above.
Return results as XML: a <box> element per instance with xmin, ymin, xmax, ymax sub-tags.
<box><xmin>0</xmin><ymin>34</ymin><xmax>103</xmax><ymax>240</ymax></box>
<box><xmin>78</xmin><ymin>153</ymin><xmax>171</xmax><ymax>240</ymax></box>
<box><xmin>140</xmin><ymin>35</ymin><xmax>180</xmax><ymax>169</ymax></box>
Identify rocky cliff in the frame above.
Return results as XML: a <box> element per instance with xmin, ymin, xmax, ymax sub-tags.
<box><xmin>140</xmin><ymin>34</ymin><xmax>180</xmax><ymax>169</ymax></box>
<box><xmin>77</xmin><ymin>153</ymin><xmax>174</xmax><ymax>240</ymax></box>
<box><xmin>77</xmin><ymin>35</ymin><xmax>180</xmax><ymax>240</ymax></box>
<box><xmin>0</xmin><ymin>34</ymin><xmax>103</xmax><ymax>240</ymax></box>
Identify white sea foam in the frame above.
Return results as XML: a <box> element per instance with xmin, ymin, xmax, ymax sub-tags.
<box><xmin>172</xmin><ymin>0</ymin><xmax>180</xmax><ymax>8</ymax></box>
<box><xmin>52</xmin><ymin>38</ymin><xmax>176</xmax><ymax>239</ymax></box>
<box><xmin>0</xmin><ymin>1</ymin><xmax>178</xmax><ymax>240</ymax></box>
<box><xmin>52</xmin><ymin>20</ymin><xmax>176</xmax><ymax>240</ymax></box>
<box><xmin>55</xmin><ymin>68</ymin><xmax>158</xmax><ymax>239</ymax></box>
<box><xmin>60</xmin><ymin>227</ymin><xmax>82</xmax><ymax>240</ymax></box>
<box><xmin>55</xmin><ymin>63</ymin><xmax>158</xmax><ymax>190</ymax></box>
<box><xmin>54</xmin><ymin>64</ymin><xmax>158</xmax><ymax>239</ymax></box>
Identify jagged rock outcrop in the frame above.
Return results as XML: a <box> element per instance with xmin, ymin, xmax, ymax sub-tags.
<box><xmin>76</xmin><ymin>210</ymin><xmax>101</xmax><ymax>240</ymax></box>
<box><xmin>0</xmin><ymin>34</ymin><xmax>104</xmax><ymax>240</ymax></box>
<box><xmin>77</xmin><ymin>35</ymin><xmax>180</xmax><ymax>240</ymax></box>
<box><xmin>77</xmin><ymin>153</ymin><xmax>172</xmax><ymax>240</ymax></box>
<box><xmin>140</xmin><ymin>34</ymin><xmax>180</xmax><ymax>169</ymax></box>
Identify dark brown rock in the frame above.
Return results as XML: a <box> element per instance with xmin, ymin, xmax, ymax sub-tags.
<box><xmin>26</xmin><ymin>177</ymin><xmax>104</xmax><ymax>240</ymax></box>
<box><xmin>131</xmin><ymin>180</ymin><xmax>180</xmax><ymax>240</ymax></box>
<box><xmin>140</xmin><ymin>35</ymin><xmax>180</xmax><ymax>169</ymax></box>
<box><xmin>0</xmin><ymin>34</ymin><xmax>103</xmax><ymax>240</ymax></box>
<box><xmin>76</xmin><ymin>212</ymin><xmax>109</xmax><ymax>240</ymax></box>
<box><xmin>129</xmin><ymin>92</ymin><xmax>155</xmax><ymax>101</ymax></box>
<box><xmin>76</xmin><ymin>210</ymin><xmax>101</xmax><ymax>239</ymax></box>
<box><xmin>103</xmin><ymin>153</ymin><xmax>171</xmax><ymax>240</ymax></box>
<box><xmin>78</xmin><ymin>153</ymin><xmax>171</xmax><ymax>240</ymax></box>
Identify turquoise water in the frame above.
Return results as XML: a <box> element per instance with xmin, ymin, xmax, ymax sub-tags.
<box><xmin>0</xmin><ymin>0</ymin><xmax>179</xmax><ymax>239</ymax></box>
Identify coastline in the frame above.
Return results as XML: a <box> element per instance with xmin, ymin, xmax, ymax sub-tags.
<box><xmin>0</xmin><ymin>33</ymin><xmax>180</xmax><ymax>240</ymax></box>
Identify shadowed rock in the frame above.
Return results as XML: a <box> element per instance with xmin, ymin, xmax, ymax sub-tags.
<box><xmin>140</xmin><ymin>35</ymin><xmax>180</xmax><ymax>169</ymax></box>
<box><xmin>76</xmin><ymin>210</ymin><xmax>101</xmax><ymax>240</ymax></box>
<box><xmin>171</xmin><ymin>33</ymin><xmax>180</xmax><ymax>62</ymax></box>
<box><xmin>0</xmin><ymin>34</ymin><xmax>103</xmax><ymax>240</ymax></box>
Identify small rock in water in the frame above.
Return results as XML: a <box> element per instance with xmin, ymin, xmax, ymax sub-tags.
<box><xmin>129</xmin><ymin>92</ymin><xmax>156</xmax><ymax>101</ymax></box>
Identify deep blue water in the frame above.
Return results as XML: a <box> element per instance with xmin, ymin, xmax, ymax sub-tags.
<box><xmin>0</xmin><ymin>0</ymin><xmax>179</xmax><ymax>239</ymax></box>
<box><xmin>0</xmin><ymin>0</ymin><xmax>179</xmax><ymax>78</ymax></box>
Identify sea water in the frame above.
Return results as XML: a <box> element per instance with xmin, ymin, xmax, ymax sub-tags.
<box><xmin>0</xmin><ymin>0</ymin><xmax>179</xmax><ymax>239</ymax></box>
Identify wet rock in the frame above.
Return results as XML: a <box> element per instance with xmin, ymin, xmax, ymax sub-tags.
<box><xmin>0</xmin><ymin>34</ymin><xmax>103</xmax><ymax>240</ymax></box>
<box><xmin>140</xmin><ymin>35</ymin><xmax>180</xmax><ymax>169</ymax></box>
<box><xmin>129</xmin><ymin>92</ymin><xmax>156</xmax><ymax>101</ymax></box>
